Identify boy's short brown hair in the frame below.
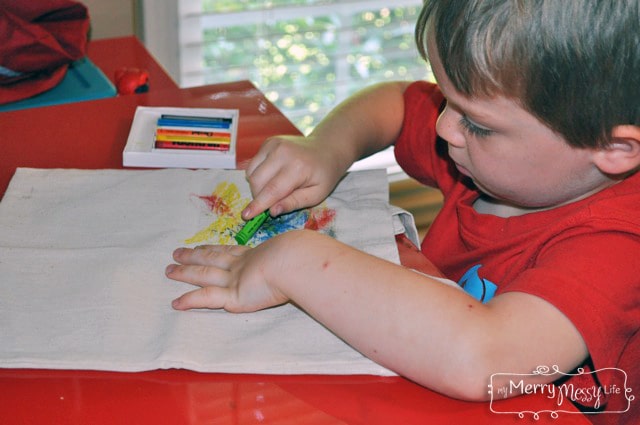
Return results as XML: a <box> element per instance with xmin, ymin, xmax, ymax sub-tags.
<box><xmin>416</xmin><ymin>0</ymin><xmax>640</xmax><ymax>148</ymax></box>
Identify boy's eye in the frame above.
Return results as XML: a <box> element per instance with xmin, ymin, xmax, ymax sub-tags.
<box><xmin>459</xmin><ymin>115</ymin><xmax>493</xmax><ymax>138</ymax></box>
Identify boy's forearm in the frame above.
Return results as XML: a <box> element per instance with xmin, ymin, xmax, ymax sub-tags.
<box><xmin>308</xmin><ymin>81</ymin><xmax>410</xmax><ymax>170</ymax></box>
<box><xmin>265</xmin><ymin>229</ymin><xmax>490</xmax><ymax>398</ymax></box>
<box><xmin>266</xmin><ymin>230</ymin><xmax>588</xmax><ymax>401</ymax></box>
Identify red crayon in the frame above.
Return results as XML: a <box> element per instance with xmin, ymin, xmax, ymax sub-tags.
<box><xmin>156</xmin><ymin>128</ymin><xmax>230</xmax><ymax>138</ymax></box>
<box><xmin>154</xmin><ymin>140</ymin><xmax>231</xmax><ymax>151</ymax></box>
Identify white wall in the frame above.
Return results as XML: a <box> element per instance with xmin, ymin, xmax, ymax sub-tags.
<box><xmin>79</xmin><ymin>0</ymin><xmax>136</xmax><ymax>40</ymax></box>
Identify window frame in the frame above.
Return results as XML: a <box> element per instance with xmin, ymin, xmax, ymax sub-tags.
<box><xmin>136</xmin><ymin>0</ymin><xmax>426</xmax><ymax>176</ymax></box>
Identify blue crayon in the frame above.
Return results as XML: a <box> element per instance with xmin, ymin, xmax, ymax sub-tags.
<box><xmin>157</xmin><ymin>118</ymin><xmax>231</xmax><ymax>129</ymax></box>
<box><xmin>160</xmin><ymin>114</ymin><xmax>232</xmax><ymax>124</ymax></box>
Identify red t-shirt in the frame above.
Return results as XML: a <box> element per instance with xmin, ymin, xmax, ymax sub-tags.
<box><xmin>394</xmin><ymin>81</ymin><xmax>639</xmax><ymax>423</ymax></box>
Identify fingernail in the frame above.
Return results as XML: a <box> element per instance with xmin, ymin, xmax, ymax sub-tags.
<box><xmin>171</xmin><ymin>298</ymin><xmax>181</xmax><ymax>309</ymax></box>
<box><xmin>165</xmin><ymin>264</ymin><xmax>176</xmax><ymax>275</ymax></box>
<box><xmin>241</xmin><ymin>207</ymin><xmax>252</xmax><ymax>220</ymax></box>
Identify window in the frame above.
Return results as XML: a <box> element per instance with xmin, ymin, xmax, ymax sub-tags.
<box><xmin>138</xmin><ymin>0</ymin><xmax>431</xmax><ymax>173</ymax></box>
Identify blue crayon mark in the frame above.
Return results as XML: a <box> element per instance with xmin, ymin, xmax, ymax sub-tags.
<box><xmin>250</xmin><ymin>210</ymin><xmax>312</xmax><ymax>245</ymax></box>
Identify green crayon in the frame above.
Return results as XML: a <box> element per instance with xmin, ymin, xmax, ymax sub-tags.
<box><xmin>234</xmin><ymin>210</ymin><xmax>269</xmax><ymax>245</ymax></box>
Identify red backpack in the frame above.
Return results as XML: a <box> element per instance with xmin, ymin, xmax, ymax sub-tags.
<box><xmin>0</xmin><ymin>1</ymin><xmax>90</xmax><ymax>105</ymax></box>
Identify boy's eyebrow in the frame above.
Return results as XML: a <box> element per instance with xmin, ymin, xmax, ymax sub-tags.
<box><xmin>443</xmin><ymin>94</ymin><xmax>496</xmax><ymax>125</ymax></box>
<box><xmin>437</xmin><ymin>76</ymin><xmax>513</xmax><ymax>129</ymax></box>
<box><xmin>432</xmin><ymin>73</ymin><xmax>489</xmax><ymax>121</ymax></box>
<box><xmin>429</xmin><ymin>46</ymin><xmax>502</xmax><ymax>127</ymax></box>
<box><xmin>461</xmin><ymin>114</ymin><xmax>493</xmax><ymax>130</ymax></box>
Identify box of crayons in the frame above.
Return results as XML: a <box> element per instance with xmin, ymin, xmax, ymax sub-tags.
<box><xmin>123</xmin><ymin>106</ymin><xmax>238</xmax><ymax>169</ymax></box>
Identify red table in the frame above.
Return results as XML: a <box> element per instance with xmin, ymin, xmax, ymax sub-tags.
<box><xmin>0</xmin><ymin>37</ymin><xmax>590</xmax><ymax>424</ymax></box>
<box><xmin>0</xmin><ymin>37</ymin><xmax>300</xmax><ymax>199</ymax></box>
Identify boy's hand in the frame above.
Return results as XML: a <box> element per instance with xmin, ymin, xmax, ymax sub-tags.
<box><xmin>241</xmin><ymin>82</ymin><xmax>410</xmax><ymax>220</ymax></box>
<box><xmin>241</xmin><ymin>135</ymin><xmax>348</xmax><ymax>219</ymax></box>
<box><xmin>165</xmin><ymin>242</ymin><xmax>288</xmax><ymax>313</ymax></box>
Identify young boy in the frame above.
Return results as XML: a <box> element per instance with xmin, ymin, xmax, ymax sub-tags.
<box><xmin>166</xmin><ymin>1</ymin><xmax>639</xmax><ymax>422</ymax></box>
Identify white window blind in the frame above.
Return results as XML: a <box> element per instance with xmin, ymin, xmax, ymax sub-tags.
<box><xmin>139</xmin><ymin>0</ymin><xmax>430</xmax><ymax>174</ymax></box>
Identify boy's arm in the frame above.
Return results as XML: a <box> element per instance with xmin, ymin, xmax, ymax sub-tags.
<box><xmin>242</xmin><ymin>81</ymin><xmax>411</xmax><ymax>219</ymax></box>
<box><xmin>167</xmin><ymin>230</ymin><xmax>588</xmax><ymax>401</ymax></box>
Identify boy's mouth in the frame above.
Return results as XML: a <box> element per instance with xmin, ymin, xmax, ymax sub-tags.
<box><xmin>454</xmin><ymin>162</ymin><xmax>471</xmax><ymax>177</ymax></box>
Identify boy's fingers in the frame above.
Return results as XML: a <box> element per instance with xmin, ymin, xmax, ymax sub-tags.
<box><xmin>165</xmin><ymin>263</ymin><xmax>231</xmax><ymax>288</ymax></box>
<box><xmin>246</xmin><ymin>159</ymin><xmax>331</xmax><ymax>219</ymax></box>
<box><xmin>245</xmin><ymin>148</ymin><xmax>269</xmax><ymax>178</ymax></box>
<box><xmin>172</xmin><ymin>286</ymin><xmax>231</xmax><ymax>310</ymax></box>
<box><xmin>172</xmin><ymin>245</ymin><xmax>247</xmax><ymax>267</ymax></box>
<box><xmin>245</xmin><ymin>147</ymin><xmax>319</xmax><ymax>218</ymax></box>
<box><xmin>245</xmin><ymin>136</ymin><xmax>281</xmax><ymax>177</ymax></box>
<box><xmin>245</xmin><ymin>142</ymin><xmax>285</xmax><ymax>195</ymax></box>
<box><xmin>243</xmin><ymin>169</ymin><xmax>300</xmax><ymax>218</ymax></box>
<box><xmin>267</xmin><ymin>186</ymin><xmax>322</xmax><ymax>217</ymax></box>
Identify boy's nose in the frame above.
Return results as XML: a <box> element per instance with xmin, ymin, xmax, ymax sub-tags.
<box><xmin>436</xmin><ymin>107</ymin><xmax>465</xmax><ymax>148</ymax></box>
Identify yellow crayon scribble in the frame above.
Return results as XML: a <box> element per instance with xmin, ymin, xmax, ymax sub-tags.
<box><xmin>184</xmin><ymin>214</ymin><xmax>240</xmax><ymax>245</ymax></box>
<box><xmin>184</xmin><ymin>181</ymin><xmax>249</xmax><ymax>245</ymax></box>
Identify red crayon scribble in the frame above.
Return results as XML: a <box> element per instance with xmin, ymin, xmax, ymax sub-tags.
<box><xmin>305</xmin><ymin>208</ymin><xmax>336</xmax><ymax>231</ymax></box>
<box><xmin>196</xmin><ymin>194</ymin><xmax>231</xmax><ymax>215</ymax></box>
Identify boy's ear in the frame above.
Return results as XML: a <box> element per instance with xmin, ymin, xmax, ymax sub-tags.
<box><xmin>593</xmin><ymin>125</ymin><xmax>640</xmax><ymax>175</ymax></box>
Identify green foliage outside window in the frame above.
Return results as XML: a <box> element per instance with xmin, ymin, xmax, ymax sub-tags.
<box><xmin>199</xmin><ymin>1</ymin><xmax>430</xmax><ymax>133</ymax></box>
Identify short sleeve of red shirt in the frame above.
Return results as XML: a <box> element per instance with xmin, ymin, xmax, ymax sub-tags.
<box><xmin>393</xmin><ymin>80</ymin><xmax>450</xmax><ymax>189</ymax></box>
<box><xmin>393</xmin><ymin>81</ymin><xmax>640</xmax><ymax>420</ymax></box>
